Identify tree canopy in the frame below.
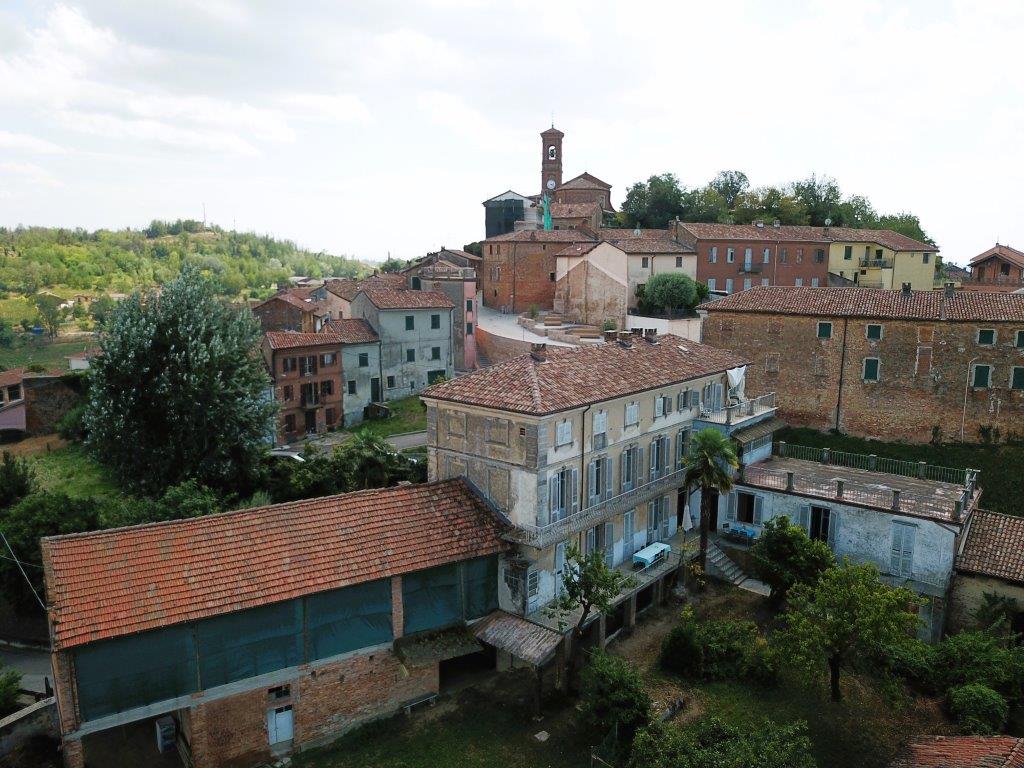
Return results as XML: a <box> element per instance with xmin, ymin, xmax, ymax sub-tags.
<box><xmin>684</xmin><ymin>428</ymin><xmax>738</xmax><ymax>571</ymax></box>
<box><xmin>84</xmin><ymin>266</ymin><xmax>276</xmax><ymax>494</ymax></box>
<box><xmin>750</xmin><ymin>515</ymin><xmax>836</xmax><ymax>604</ymax></box>
<box><xmin>630</xmin><ymin>717</ymin><xmax>816</xmax><ymax>768</ymax></box>
<box><xmin>642</xmin><ymin>273</ymin><xmax>699</xmax><ymax>318</ymax></box>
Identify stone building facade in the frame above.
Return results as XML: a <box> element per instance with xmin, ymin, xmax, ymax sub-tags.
<box><xmin>260</xmin><ymin>332</ymin><xmax>344</xmax><ymax>443</ymax></box>
<box><xmin>702</xmin><ymin>286</ymin><xmax>1024</xmax><ymax>443</ymax></box>
<box><xmin>252</xmin><ymin>291</ymin><xmax>328</xmax><ymax>333</ymax></box>
<box><xmin>948</xmin><ymin>508</ymin><xmax>1024</xmax><ymax>633</ymax></box>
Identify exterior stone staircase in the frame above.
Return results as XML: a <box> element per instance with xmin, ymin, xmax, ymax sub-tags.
<box><xmin>705</xmin><ymin>542</ymin><xmax>749</xmax><ymax>586</ymax></box>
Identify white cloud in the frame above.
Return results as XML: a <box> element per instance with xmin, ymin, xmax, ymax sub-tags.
<box><xmin>0</xmin><ymin>131</ymin><xmax>66</xmax><ymax>154</ymax></box>
<box><xmin>280</xmin><ymin>93</ymin><xmax>372</xmax><ymax>125</ymax></box>
<box><xmin>0</xmin><ymin>161</ymin><xmax>63</xmax><ymax>188</ymax></box>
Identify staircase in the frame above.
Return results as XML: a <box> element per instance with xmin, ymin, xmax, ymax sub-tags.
<box><xmin>705</xmin><ymin>542</ymin><xmax>749</xmax><ymax>587</ymax></box>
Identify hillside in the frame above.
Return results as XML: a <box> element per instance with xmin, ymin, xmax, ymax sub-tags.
<box><xmin>0</xmin><ymin>220</ymin><xmax>368</xmax><ymax>314</ymax></box>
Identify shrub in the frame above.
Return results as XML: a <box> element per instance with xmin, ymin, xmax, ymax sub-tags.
<box><xmin>580</xmin><ymin>650</ymin><xmax>652</xmax><ymax>745</ymax></box>
<box><xmin>0</xmin><ymin>664</ymin><xmax>22</xmax><ymax>717</ymax></box>
<box><xmin>948</xmin><ymin>683</ymin><xmax>1008</xmax><ymax>735</ymax></box>
<box><xmin>0</xmin><ymin>451</ymin><xmax>36</xmax><ymax>509</ymax></box>
<box><xmin>601</xmin><ymin>319</ymin><xmax>617</xmax><ymax>332</ymax></box>
<box><xmin>56</xmin><ymin>403</ymin><xmax>86</xmax><ymax>441</ymax></box>
<box><xmin>630</xmin><ymin>717</ymin><xmax>816</xmax><ymax>768</ymax></box>
<box><xmin>750</xmin><ymin>515</ymin><xmax>835</xmax><ymax>604</ymax></box>
<box><xmin>660</xmin><ymin>608</ymin><xmax>776</xmax><ymax>685</ymax></box>
<box><xmin>930</xmin><ymin>630</ymin><xmax>1024</xmax><ymax>701</ymax></box>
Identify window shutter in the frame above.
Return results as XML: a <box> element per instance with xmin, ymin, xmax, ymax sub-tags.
<box><xmin>753</xmin><ymin>495</ymin><xmax>763</xmax><ymax>524</ymax></box>
<box><xmin>621</xmin><ymin>451</ymin><xmax>628</xmax><ymax>493</ymax></box>
<box><xmin>663</xmin><ymin>436</ymin><xmax>671</xmax><ymax>474</ymax></box>
<box><xmin>902</xmin><ymin>525</ymin><xmax>916</xmax><ymax>576</ymax></box>
<box><xmin>548</xmin><ymin>474</ymin><xmax>559</xmax><ymax>520</ymax></box>
<box><xmin>587</xmin><ymin>460</ymin><xmax>597</xmax><ymax>505</ymax></box>
<box><xmin>637</xmin><ymin>445</ymin><xmax>645</xmax><ymax>484</ymax></box>
<box><xmin>604</xmin><ymin>457</ymin><xmax>613</xmax><ymax>499</ymax></box>
<box><xmin>586</xmin><ymin>527</ymin><xmax>596</xmax><ymax>555</ymax></box>
<box><xmin>727</xmin><ymin>492</ymin><xmax>737</xmax><ymax>521</ymax></box>
<box><xmin>890</xmin><ymin>524</ymin><xmax>904</xmax><ymax>574</ymax></box>
<box><xmin>798</xmin><ymin>505</ymin><xmax>810</xmax><ymax>531</ymax></box>
<box><xmin>570</xmin><ymin>469</ymin><xmax>579</xmax><ymax>514</ymax></box>
<box><xmin>827</xmin><ymin>510</ymin><xmax>838</xmax><ymax>549</ymax></box>
<box><xmin>677</xmin><ymin>392</ymin><xmax>685</xmax><ymax>411</ymax></box>
<box><xmin>649</xmin><ymin>441</ymin><xmax>656</xmax><ymax>478</ymax></box>
<box><xmin>604</xmin><ymin>522</ymin><xmax>614</xmax><ymax>566</ymax></box>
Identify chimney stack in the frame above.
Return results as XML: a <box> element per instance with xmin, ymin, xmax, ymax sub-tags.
<box><xmin>643</xmin><ymin>328</ymin><xmax>658</xmax><ymax>343</ymax></box>
<box><xmin>616</xmin><ymin>331</ymin><xmax>633</xmax><ymax>347</ymax></box>
<box><xmin>944</xmin><ymin>282</ymin><xmax>955</xmax><ymax>298</ymax></box>
<box><xmin>529</xmin><ymin>343</ymin><xmax>547</xmax><ymax>362</ymax></box>
<box><xmin>754</xmin><ymin>220</ymin><xmax>764</xmax><ymax>228</ymax></box>
<box><xmin>901</xmin><ymin>282</ymin><xmax>912</xmax><ymax>296</ymax></box>
<box><xmin>773</xmin><ymin>220</ymin><xmax>780</xmax><ymax>228</ymax></box>
<box><xmin>603</xmin><ymin>330</ymin><xmax>617</xmax><ymax>342</ymax></box>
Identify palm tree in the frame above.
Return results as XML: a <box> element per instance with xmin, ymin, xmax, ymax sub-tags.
<box><xmin>683</xmin><ymin>428</ymin><xmax>739</xmax><ymax>573</ymax></box>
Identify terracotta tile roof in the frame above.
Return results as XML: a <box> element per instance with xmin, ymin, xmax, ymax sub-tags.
<box><xmin>550</xmin><ymin>202</ymin><xmax>601</xmax><ymax>219</ymax></box>
<box><xmin>263</xmin><ymin>331</ymin><xmax>342</xmax><ymax>350</ymax></box>
<box><xmin>323</xmin><ymin>274</ymin><xmax>407</xmax><ymax>301</ymax></box>
<box><xmin>970</xmin><ymin>244</ymin><xmax>1024</xmax><ymax>270</ymax></box>
<box><xmin>485</xmin><ymin>229</ymin><xmax>595</xmax><ymax>244</ymax></box>
<box><xmin>555</xmin><ymin>242</ymin><xmax>603</xmax><ymax>257</ymax></box>
<box><xmin>254</xmin><ymin>291</ymin><xmax>327</xmax><ymax>314</ymax></box>
<box><xmin>42</xmin><ymin>479</ymin><xmax>509</xmax><ymax>650</ymax></box>
<box><xmin>557</xmin><ymin>172</ymin><xmax>611</xmax><ymax>190</ymax></box>
<box><xmin>703</xmin><ymin>286</ymin><xmax>1024</xmax><ymax>322</ymax></box>
<box><xmin>358</xmin><ymin>286</ymin><xmax>454</xmax><ymax>310</ymax></box>
<box><xmin>325</xmin><ymin>318</ymin><xmax>379</xmax><ymax>344</ymax></box>
<box><xmin>0</xmin><ymin>368</ymin><xmax>27</xmax><ymax>388</ymax></box>
<box><xmin>892</xmin><ymin>736</ymin><xmax>1024</xmax><ymax>767</ymax></box>
<box><xmin>957</xmin><ymin>509</ymin><xmax>1024</xmax><ymax>584</ymax></box>
<box><xmin>679</xmin><ymin>222</ymin><xmax>935</xmax><ymax>252</ymax></box>
<box><xmin>600</xmin><ymin>233</ymin><xmax>693</xmax><ymax>255</ymax></box>
<box><xmin>423</xmin><ymin>334</ymin><xmax>747</xmax><ymax>415</ymax></box>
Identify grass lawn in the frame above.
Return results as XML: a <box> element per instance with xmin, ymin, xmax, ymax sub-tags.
<box><xmin>346</xmin><ymin>395</ymin><xmax>427</xmax><ymax>439</ymax></box>
<box><xmin>291</xmin><ymin>677</ymin><xmax>591</xmax><ymax>768</ymax></box>
<box><xmin>777</xmin><ymin>426</ymin><xmax>1022</xmax><ymax>516</ymax></box>
<box><xmin>27</xmin><ymin>444</ymin><xmax>124</xmax><ymax>500</ymax></box>
<box><xmin>0</xmin><ymin>336</ymin><xmax>95</xmax><ymax>371</ymax></box>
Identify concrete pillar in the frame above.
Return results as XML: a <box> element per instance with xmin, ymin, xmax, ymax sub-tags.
<box><xmin>786</xmin><ymin>471</ymin><xmax>795</xmax><ymax>491</ymax></box>
<box><xmin>891</xmin><ymin>489</ymin><xmax>901</xmax><ymax>511</ymax></box>
<box><xmin>917</xmin><ymin>461</ymin><xmax>927</xmax><ymax>479</ymax></box>
<box><xmin>836</xmin><ymin>479</ymin><xmax>844</xmax><ymax>499</ymax></box>
<box><xmin>777</xmin><ymin>440</ymin><xmax>786</xmax><ymax>457</ymax></box>
<box><xmin>391</xmin><ymin>576</ymin><xmax>404</xmax><ymax>640</ymax></box>
<box><xmin>869</xmin><ymin>454</ymin><xmax>877</xmax><ymax>471</ymax></box>
<box><xmin>597</xmin><ymin>615</ymin><xmax>607</xmax><ymax>647</ymax></box>
<box><xmin>625</xmin><ymin>594</ymin><xmax>637</xmax><ymax>630</ymax></box>
<box><xmin>822</xmin><ymin>448</ymin><xmax>830</xmax><ymax>465</ymax></box>
<box><xmin>62</xmin><ymin>738</ymin><xmax>85</xmax><ymax>768</ymax></box>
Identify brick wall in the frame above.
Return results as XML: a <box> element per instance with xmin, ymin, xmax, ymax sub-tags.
<box><xmin>693</xmin><ymin>238</ymin><xmax>830</xmax><ymax>290</ymax></box>
<box><xmin>253</xmin><ymin>299</ymin><xmax>305</xmax><ymax>333</ymax></box>
<box><xmin>481</xmin><ymin>241</ymin><xmax>566</xmax><ymax>313</ymax></box>
<box><xmin>702</xmin><ymin>310</ymin><xmax>1024</xmax><ymax>443</ymax></box>
<box><xmin>23</xmin><ymin>376</ymin><xmax>82</xmax><ymax>436</ymax></box>
<box><xmin>189</xmin><ymin>687</ymin><xmax>269</xmax><ymax>768</ymax></box>
<box><xmin>474</xmin><ymin>326</ymin><xmax>534</xmax><ymax>365</ymax></box>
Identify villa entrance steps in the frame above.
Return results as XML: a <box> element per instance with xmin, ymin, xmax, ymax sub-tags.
<box><xmin>705</xmin><ymin>542</ymin><xmax>771</xmax><ymax>597</ymax></box>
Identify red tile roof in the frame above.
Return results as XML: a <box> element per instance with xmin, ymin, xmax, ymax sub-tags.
<box><xmin>263</xmin><ymin>331</ymin><xmax>341</xmax><ymax>350</ymax></box>
<box><xmin>957</xmin><ymin>509</ymin><xmax>1024</xmax><ymax>585</ymax></box>
<box><xmin>325</xmin><ymin>318</ymin><xmax>379</xmax><ymax>344</ymax></box>
<box><xmin>423</xmin><ymin>334</ymin><xmax>747</xmax><ymax>415</ymax></box>
<box><xmin>600</xmin><ymin>230</ymin><xmax>693</xmax><ymax>255</ymax></box>
<box><xmin>892</xmin><ymin>736</ymin><xmax>1024</xmax><ymax>767</ymax></box>
<box><xmin>558</xmin><ymin>172</ymin><xmax>611</xmax><ymax>190</ymax></box>
<box><xmin>555</xmin><ymin>242</ymin><xmax>603</xmax><ymax>257</ymax></box>
<box><xmin>703</xmin><ymin>286</ymin><xmax>1024</xmax><ymax>322</ymax></box>
<box><xmin>323</xmin><ymin>274</ymin><xmax>407</xmax><ymax>301</ymax></box>
<box><xmin>0</xmin><ymin>368</ymin><xmax>27</xmax><ymax>388</ymax></box>
<box><xmin>550</xmin><ymin>202</ymin><xmax>601</xmax><ymax>219</ymax></box>
<box><xmin>42</xmin><ymin>479</ymin><xmax>509</xmax><ymax>650</ymax></box>
<box><xmin>970</xmin><ymin>244</ymin><xmax>1024</xmax><ymax>270</ymax></box>
<box><xmin>485</xmin><ymin>229</ymin><xmax>595</xmax><ymax>244</ymax></box>
<box><xmin>254</xmin><ymin>291</ymin><xmax>326</xmax><ymax>314</ymax></box>
<box><xmin>358</xmin><ymin>286</ymin><xmax>454</xmax><ymax>310</ymax></box>
<box><xmin>679</xmin><ymin>222</ymin><xmax>935</xmax><ymax>252</ymax></box>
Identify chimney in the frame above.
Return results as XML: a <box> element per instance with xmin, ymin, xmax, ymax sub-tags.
<box><xmin>603</xmin><ymin>330</ymin><xmax>617</xmax><ymax>342</ymax></box>
<box><xmin>901</xmin><ymin>282</ymin><xmax>912</xmax><ymax>296</ymax></box>
<box><xmin>773</xmin><ymin>220</ymin><xmax>780</xmax><ymax>228</ymax></box>
<box><xmin>616</xmin><ymin>331</ymin><xmax>633</xmax><ymax>347</ymax></box>
<box><xmin>944</xmin><ymin>282</ymin><xmax>955</xmax><ymax>298</ymax></box>
<box><xmin>529</xmin><ymin>343</ymin><xmax>547</xmax><ymax>362</ymax></box>
<box><xmin>754</xmin><ymin>220</ymin><xmax>764</xmax><ymax>228</ymax></box>
<box><xmin>643</xmin><ymin>328</ymin><xmax>658</xmax><ymax>343</ymax></box>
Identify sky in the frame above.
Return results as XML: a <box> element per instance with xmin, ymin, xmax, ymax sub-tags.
<box><xmin>0</xmin><ymin>1</ymin><xmax>1021</xmax><ymax>267</ymax></box>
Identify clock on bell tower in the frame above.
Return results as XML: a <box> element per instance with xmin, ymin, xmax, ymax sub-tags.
<box><xmin>540</xmin><ymin>124</ymin><xmax>564</xmax><ymax>196</ymax></box>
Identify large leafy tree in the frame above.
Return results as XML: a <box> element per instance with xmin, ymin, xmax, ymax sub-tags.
<box><xmin>789</xmin><ymin>174</ymin><xmax>844</xmax><ymax>226</ymax></box>
<box><xmin>84</xmin><ymin>266</ymin><xmax>275</xmax><ymax>494</ymax></box>
<box><xmin>779</xmin><ymin>561</ymin><xmax>920</xmax><ymax>701</ymax></box>
<box><xmin>733</xmin><ymin>187</ymin><xmax>809</xmax><ymax>226</ymax></box>
<box><xmin>708</xmin><ymin>170</ymin><xmax>750</xmax><ymax>209</ymax></box>
<box><xmin>33</xmin><ymin>293</ymin><xmax>63</xmax><ymax>339</ymax></box>
<box><xmin>750</xmin><ymin>515</ymin><xmax>835</xmax><ymax>605</ymax></box>
<box><xmin>620</xmin><ymin>173</ymin><xmax>686</xmax><ymax>228</ymax></box>
<box><xmin>643</xmin><ymin>273</ymin><xmax>698</xmax><ymax>318</ymax></box>
<box><xmin>683</xmin><ymin>428</ymin><xmax>738</xmax><ymax>572</ymax></box>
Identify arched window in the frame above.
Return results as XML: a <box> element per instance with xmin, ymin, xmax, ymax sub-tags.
<box><xmin>548</xmin><ymin>145</ymin><xmax>556</xmax><ymax>160</ymax></box>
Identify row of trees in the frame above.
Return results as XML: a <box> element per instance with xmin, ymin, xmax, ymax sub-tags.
<box><xmin>0</xmin><ymin>221</ymin><xmax>366</xmax><ymax>298</ymax></box>
<box><xmin>619</xmin><ymin>170</ymin><xmax>934</xmax><ymax>245</ymax></box>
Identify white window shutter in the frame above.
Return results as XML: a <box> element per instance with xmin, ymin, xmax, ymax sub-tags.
<box><xmin>586</xmin><ymin>527</ymin><xmax>596</xmax><ymax>554</ymax></box>
<box><xmin>827</xmin><ymin>510</ymin><xmax>838</xmax><ymax>549</ymax></box>
<box><xmin>903</xmin><ymin>525</ymin><xmax>916</xmax><ymax>576</ymax></box>
<box><xmin>890</xmin><ymin>524</ymin><xmax>903</xmax><ymax>574</ymax></box>
<box><xmin>604</xmin><ymin>457</ymin><xmax>613</xmax><ymax>499</ymax></box>
<box><xmin>663</xmin><ymin>436</ymin><xmax>671</xmax><ymax>474</ymax></box>
<box><xmin>621</xmin><ymin>451</ymin><xmax>628</xmax><ymax>492</ymax></box>
<box><xmin>727</xmin><ymin>492</ymin><xmax>737</xmax><ymax>521</ymax></box>
<box><xmin>798</xmin><ymin>505</ymin><xmax>810</xmax><ymax>531</ymax></box>
<box><xmin>637</xmin><ymin>445</ymin><xmax>645</xmax><ymax>483</ymax></box>
<box><xmin>587</xmin><ymin>460</ymin><xmax>597</xmax><ymax>504</ymax></box>
<box><xmin>570</xmin><ymin>469</ymin><xmax>579</xmax><ymax>514</ymax></box>
<box><xmin>549</xmin><ymin>473</ymin><xmax>560</xmax><ymax>518</ymax></box>
<box><xmin>604</xmin><ymin>522</ymin><xmax>614</xmax><ymax>564</ymax></box>
<box><xmin>753</xmin><ymin>495</ymin><xmax>763</xmax><ymax>524</ymax></box>
<box><xmin>649</xmin><ymin>441</ymin><xmax>656</xmax><ymax>478</ymax></box>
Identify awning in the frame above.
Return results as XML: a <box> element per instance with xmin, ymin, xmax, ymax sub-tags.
<box><xmin>473</xmin><ymin>611</ymin><xmax>564</xmax><ymax>667</ymax></box>
<box><xmin>394</xmin><ymin>625</ymin><xmax>483</xmax><ymax>668</ymax></box>
<box><xmin>732</xmin><ymin>416</ymin><xmax>787</xmax><ymax>446</ymax></box>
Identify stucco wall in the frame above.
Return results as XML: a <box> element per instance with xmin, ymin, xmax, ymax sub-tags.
<box><xmin>947</xmin><ymin>572</ymin><xmax>1024</xmax><ymax>633</ymax></box>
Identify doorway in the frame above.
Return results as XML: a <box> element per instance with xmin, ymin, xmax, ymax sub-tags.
<box><xmin>267</xmin><ymin>705</ymin><xmax>293</xmax><ymax>746</ymax></box>
<box><xmin>303</xmin><ymin>410</ymin><xmax>316</xmax><ymax>434</ymax></box>
<box><xmin>809</xmin><ymin>506</ymin><xmax>831</xmax><ymax>542</ymax></box>
<box><xmin>704</xmin><ymin>489</ymin><xmax>719</xmax><ymax>533</ymax></box>
<box><xmin>370</xmin><ymin>377</ymin><xmax>381</xmax><ymax>402</ymax></box>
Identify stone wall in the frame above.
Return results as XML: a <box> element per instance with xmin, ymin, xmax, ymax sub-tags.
<box><xmin>23</xmin><ymin>376</ymin><xmax>82</xmax><ymax>436</ymax></box>
<box><xmin>474</xmin><ymin>326</ymin><xmax>534</xmax><ymax>365</ymax></box>
<box><xmin>947</xmin><ymin>572</ymin><xmax>1024</xmax><ymax>633</ymax></box>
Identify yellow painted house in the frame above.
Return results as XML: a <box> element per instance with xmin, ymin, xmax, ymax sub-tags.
<box><xmin>826</xmin><ymin>228</ymin><xmax>938</xmax><ymax>290</ymax></box>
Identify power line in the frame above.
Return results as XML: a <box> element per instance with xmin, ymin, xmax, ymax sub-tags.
<box><xmin>0</xmin><ymin>529</ymin><xmax>46</xmax><ymax>612</ymax></box>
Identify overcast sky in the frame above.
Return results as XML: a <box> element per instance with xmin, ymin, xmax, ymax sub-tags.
<box><xmin>1</xmin><ymin>1</ymin><xmax>1021</xmax><ymax>266</ymax></box>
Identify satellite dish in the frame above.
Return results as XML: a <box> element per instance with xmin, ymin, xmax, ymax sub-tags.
<box><xmin>824</xmin><ymin>218</ymin><xmax>832</xmax><ymax>226</ymax></box>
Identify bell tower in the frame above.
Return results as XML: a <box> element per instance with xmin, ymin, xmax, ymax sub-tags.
<box><xmin>541</xmin><ymin>125</ymin><xmax>564</xmax><ymax>196</ymax></box>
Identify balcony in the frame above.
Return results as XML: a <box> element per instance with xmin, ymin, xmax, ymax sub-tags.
<box><xmin>696</xmin><ymin>392</ymin><xmax>777</xmax><ymax>427</ymax></box>
<box><xmin>508</xmin><ymin>467</ymin><xmax>689</xmax><ymax>550</ymax></box>
<box><xmin>860</xmin><ymin>258</ymin><xmax>894</xmax><ymax>269</ymax></box>
<box><xmin>738</xmin><ymin>263</ymin><xmax>763</xmax><ymax>274</ymax></box>
<box><xmin>300</xmin><ymin>392</ymin><xmax>322</xmax><ymax>408</ymax></box>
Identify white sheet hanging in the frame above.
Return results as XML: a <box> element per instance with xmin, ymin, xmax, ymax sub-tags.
<box><xmin>726</xmin><ymin>365</ymin><xmax>747</xmax><ymax>399</ymax></box>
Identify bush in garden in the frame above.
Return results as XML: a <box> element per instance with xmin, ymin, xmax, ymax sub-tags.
<box><xmin>948</xmin><ymin>683</ymin><xmax>1009</xmax><ymax>735</ymax></box>
<box><xmin>579</xmin><ymin>650</ymin><xmax>652</xmax><ymax>746</ymax></box>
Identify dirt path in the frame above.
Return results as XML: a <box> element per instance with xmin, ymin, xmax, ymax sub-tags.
<box><xmin>1</xmin><ymin>434</ymin><xmax>67</xmax><ymax>456</ymax></box>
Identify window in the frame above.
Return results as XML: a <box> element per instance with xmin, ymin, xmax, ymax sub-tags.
<box><xmin>556</xmin><ymin>420</ymin><xmax>572</xmax><ymax>447</ymax></box>
<box><xmin>972</xmin><ymin>364</ymin><xmax>992</xmax><ymax>388</ymax></box>
<box><xmin>299</xmin><ymin>355</ymin><xmax>317</xmax><ymax>376</ymax></box>
<box><xmin>677</xmin><ymin>390</ymin><xmax>690</xmax><ymax>410</ymax></box>
<box><xmin>347</xmin><ymin>380</ymin><xmax>357</xmax><ymax>395</ymax></box>
<box><xmin>587</xmin><ymin>457</ymin><xmax>612</xmax><ymax>506</ymax></box>
<box><xmin>320</xmin><ymin>352</ymin><xmax>336</xmax><ymax>366</ymax></box>
<box><xmin>780</xmin><ymin>248</ymin><xmax>788</xmax><ymax>263</ymax></box>
<box><xmin>466</xmin><ymin>323</ymin><xmax>473</xmax><ymax>337</ymax></box>
<box><xmin>923</xmin><ymin>252</ymin><xmax>931</xmax><ymax>264</ymax></box>
<box><xmin>1016</xmin><ymin>330</ymin><xmax>1024</xmax><ymax>348</ymax></box>
<box><xmin>386</xmin><ymin>375</ymin><xmax>395</xmax><ymax>388</ymax></box>
<box><xmin>863</xmin><ymin>357</ymin><xmax>880</xmax><ymax>382</ymax></box>
<box><xmin>649</xmin><ymin>435</ymin><xmax>670</xmax><ymax>479</ymax></box>
<box><xmin>431</xmin><ymin>346</ymin><xmax>441</xmax><ymax>360</ymax></box>
<box><xmin>548</xmin><ymin>144</ymin><xmax>556</xmax><ymax>159</ymax></box>
<box><xmin>548</xmin><ymin>466</ymin><xmax>578</xmax><ymax>522</ymax></box>
<box><xmin>875</xmin><ymin>248</ymin><xmax>883</xmax><ymax>259</ymax></box>
<box><xmin>654</xmin><ymin>396</ymin><xmax>665</xmax><ymax>418</ymax></box>
<box><xmin>744</xmin><ymin>247</ymin><xmax>752</xmax><ymax>263</ymax></box>
<box><xmin>282</xmin><ymin>357</ymin><xmax>297</xmax><ymax>373</ymax></box>
<box><xmin>282</xmin><ymin>385</ymin><xmax>293</xmax><ymax>401</ymax></box>
<box><xmin>284</xmin><ymin>414</ymin><xmax>296</xmax><ymax>433</ymax></box>
<box><xmin>727</xmin><ymin>248</ymin><xmax>735</xmax><ymax>263</ymax></box>
<box><xmin>431</xmin><ymin>314</ymin><xmax>441</xmax><ymax>329</ymax></box>
<box><xmin>794</xmin><ymin>278</ymin><xmax>804</xmax><ymax>287</ymax></box>
<box><xmin>1012</xmin><ymin>367</ymin><xmax>1024</xmax><ymax>390</ymax></box>
<box><xmin>466</xmin><ymin>299</ymin><xmax>473</xmax><ymax>312</ymax></box>
<box><xmin>621</xmin><ymin>444</ymin><xmax>640</xmax><ymax>491</ymax></box>
<box><xmin>709</xmin><ymin>247</ymin><xmax>718</xmax><ymax>263</ymax></box>
<box><xmin>866</xmin><ymin>324</ymin><xmax>883</xmax><ymax>340</ymax></box>
<box><xmin>406</xmin><ymin>349</ymin><xmax>416</xmax><ymax>362</ymax></box>
<box><xmin>411</xmin><ymin>276</ymin><xmax>421</xmax><ymax>290</ymax></box>
<box><xmin>625</xmin><ymin>402</ymin><xmax>639</xmax><ymax>427</ymax></box>
<box><xmin>549</xmin><ymin>271</ymin><xmax>556</xmax><ymax>281</ymax></box>
<box><xmin>734</xmin><ymin>491</ymin><xmax>762</xmax><ymax>525</ymax></box>
<box><xmin>675</xmin><ymin>256</ymin><xmax>683</xmax><ymax>268</ymax></box>
<box><xmin>325</xmin><ymin>408</ymin><xmax>337</xmax><ymax>426</ymax></box>
<box><xmin>641</xmin><ymin>257</ymin><xmax>649</xmax><ymax>268</ymax></box>
<box><xmin>320</xmin><ymin>379</ymin><xmax>334</xmax><ymax>396</ymax></box>
<box><xmin>815</xmin><ymin>249</ymin><xmax>825</xmax><ymax>263</ymax></box>
<box><xmin>978</xmin><ymin>328</ymin><xmax>996</xmax><ymax>346</ymax></box>
<box><xmin>765</xmin><ymin>353</ymin><xmax>780</xmax><ymax>373</ymax></box>
<box><xmin>593</xmin><ymin>411</ymin><xmax>608</xmax><ymax>449</ymax></box>
<box><xmin>817</xmin><ymin>321</ymin><xmax>833</xmax><ymax>339</ymax></box>
<box><xmin>844</xmin><ymin>245</ymin><xmax>852</xmax><ymax>260</ymax></box>
<box><xmin>763</xmin><ymin>247</ymin><xmax>770</xmax><ymax>263</ymax></box>
<box><xmin>891</xmin><ymin>522</ymin><xmax>916</xmax><ymax>577</ymax></box>
<box><xmin>808</xmin><ymin>506</ymin><xmax>831</xmax><ymax>542</ymax></box>
<box><xmin>405</xmin><ymin>315</ymin><xmax>415</xmax><ymax>331</ymax></box>
<box><xmin>725</xmin><ymin>278</ymin><xmax>734</xmax><ymax>293</ymax></box>
<box><xmin>676</xmin><ymin>428</ymin><xmax>691</xmax><ymax>469</ymax></box>
<box><xmin>743</xmin><ymin>278</ymin><xmax>752</xmax><ymax>291</ymax></box>
<box><xmin>707</xmin><ymin>278</ymin><xmax>716</xmax><ymax>291</ymax></box>
<box><xmin>761</xmin><ymin>277</ymin><xmax>770</xmax><ymax>287</ymax></box>
<box><xmin>796</xmin><ymin>248</ymin><xmax>804</xmax><ymax>263</ymax></box>
<box><xmin>811</xmin><ymin>278</ymin><xmax>820</xmax><ymax>287</ymax></box>
<box><xmin>358</xmin><ymin>352</ymin><xmax>369</xmax><ymax>367</ymax></box>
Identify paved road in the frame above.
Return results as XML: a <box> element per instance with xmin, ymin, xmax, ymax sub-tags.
<box><xmin>0</xmin><ymin>644</ymin><xmax>52</xmax><ymax>694</ymax></box>
<box><xmin>387</xmin><ymin>431</ymin><xmax>427</xmax><ymax>450</ymax></box>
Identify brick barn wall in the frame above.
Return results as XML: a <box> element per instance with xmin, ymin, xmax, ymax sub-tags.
<box><xmin>702</xmin><ymin>310</ymin><xmax>1024</xmax><ymax>443</ymax></box>
<box><xmin>253</xmin><ymin>301</ymin><xmax>304</xmax><ymax>333</ymax></box>
<box><xmin>481</xmin><ymin>242</ymin><xmax>563</xmax><ymax>313</ymax></box>
<box><xmin>189</xmin><ymin>687</ymin><xmax>269</xmax><ymax>768</ymax></box>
